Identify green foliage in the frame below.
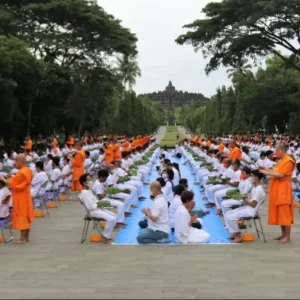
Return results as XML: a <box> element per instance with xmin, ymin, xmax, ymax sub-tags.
<box><xmin>176</xmin><ymin>0</ymin><xmax>300</xmax><ymax>74</ymax></box>
<box><xmin>178</xmin><ymin>55</ymin><xmax>300</xmax><ymax>134</ymax></box>
<box><xmin>0</xmin><ymin>1</ymin><xmax>163</xmax><ymax>142</ymax></box>
<box><xmin>159</xmin><ymin>126</ymin><xmax>185</xmax><ymax>147</ymax></box>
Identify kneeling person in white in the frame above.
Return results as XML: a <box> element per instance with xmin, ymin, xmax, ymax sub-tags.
<box><xmin>137</xmin><ymin>181</ymin><xmax>170</xmax><ymax>244</ymax></box>
<box><xmin>224</xmin><ymin>169</ymin><xmax>266</xmax><ymax>243</ymax></box>
<box><xmin>175</xmin><ymin>191</ymin><xmax>210</xmax><ymax>244</ymax></box>
<box><xmin>79</xmin><ymin>174</ymin><xmax>116</xmax><ymax>244</ymax></box>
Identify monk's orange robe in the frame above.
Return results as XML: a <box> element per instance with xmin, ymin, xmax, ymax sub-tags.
<box><xmin>105</xmin><ymin>143</ymin><xmax>114</xmax><ymax>164</ymax></box>
<box><xmin>131</xmin><ymin>140</ymin><xmax>137</xmax><ymax>150</ymax></box>
<box><xmin>113</xmin><ymin>143</ymin><xmax>122</xmax><ymax>161</ymax></box>
<box><xmin>24</xmin><ymin>139</ymin><xmax>32</xmax><ymax>151</ymax></box>
<box><xmin>67</xmin><ymin>137</ymin><xmax>75</xmax><ymax>146</ymax></box>
<box><xmin>218</xmin><ymin>143</ymin><xmax>225</xmax><ymax>152</ymax></box>
<box><xmin>51</xmin><ymin>138</ymin><xmax>58</xmax><ymax>148</ymax></box>
<box><xmin>206</xmin><ymin>140</ymin><xmax>211</xmax><ymax>149</ymax></box>
<box><xmin>229</xmin><ymin>146</ymin><xmax>242</xmax><ymax>160</ymax></box>
<box><xmin>9</xmin><ymin>167</ymin><xmax>34</xmax><ymax>230</ymax></box>
<box><xmin>197</xmin><ymin>138</ymin><xmax>202</xmax><ymax>146</ymax></box>
<box><xmin>268</xmin><ymin>155</ymin><xmax>295</xmax><ymax>226</ymax></box>
<box><xmin>71</xmin><ymin>149</ymin><xmax>86</xmax><ymax>191</ymax></box>
<box><xmin>123</xmin><ymin>141</ymin><xmax>130</xmax><ymax>152</ymax></box>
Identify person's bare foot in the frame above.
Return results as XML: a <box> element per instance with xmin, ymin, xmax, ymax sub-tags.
<box><xmin>125</xmin><ymin>212</ymin><xmax>132</xmax><ymax>217</ymax></box>
<box><xmin>115</xmin><ymin>223</ymin><xmax>126</xmax><ymax>229</ymax></box>
<box><xmin>232</xmin><ymin>236</ymin><xmax>242</xmax><ymax>243</ymax></box>
<box><xmin>139</xmin><ymin>196</ymin><xmax>146</xmax><ymax>200</ymax></box>
<box><xmin>131</xmin><ymin>204</ymin><xmax>138</xmax><ymax>208</ymax></box>
<box><xmin>205</xmin><ymin>203</ymin><xmax>215</xmax><ymax>208</ymax></box>
<box><xmin>13</xmin><ymin>239</ymin><xmax>27</xmax><ymax>244</ymax></box>
<box><xmin>144</xmin><ymin>182</ymin><xmax>150</xmax><ymax>185</ymax></box>
<box><xmin>194</xmin><ymin>182</ymin><xmax>200</xmax><ymax>185</ymax></box>
<box><xmin>103</xmin><ymin>238</ymin><xmax>113</xmax><ymax>245</ymax></box>
<box><xmin>273</xmin><ymin>236</ymin><xmax>283</xmax><ymax>240</ymax></box>
<box><xmin>216</xmin><ymin>209</ymin><xmax>223</xmax><ymax>216</ymax></box>
<box><xmin>204</xmin><ymin>210</ymin><xmax>210</xmax><ymax>214</ymax></box>
<box><xmin>202</xmin><ymin>197</ymin><xmax>208</xmax><ymax>200</ymax></box>
<box><xmin>278</xmin><ymin>237</ymin><xmax>290</xmax><ymax>243</ymax></box>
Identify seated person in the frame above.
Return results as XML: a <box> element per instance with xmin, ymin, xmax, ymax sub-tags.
<box><xmin>31</xmin><ymin>161</ymin><xmax>48</xmax><ymax>198</ymax></box>
<box><xmin>0</xmin><ymin>180</ymin><xmax>11</xmax><ymax>219</ymax></box>
<box><xmin>169</xmin><ymin>184</ymin><xmax>186</xmax><ymax>231</ymax></box>
<box><xmin>224</xmin><ymin>170</ymin><xmax>266</xmax><ymax>243</ymax></box>
<box><xmin>137</xmin><ymin>181</ymin><xmax>170</xmax><ymax>244</ymax></box>
<box><xmin>220</xmin><ymin>166</ymin><xmax>253</xmax><ymax>217</ymax></box>
<box><xmin>174</xmin><ymin>191</ymin><xmax>210</xmax><ymax>244</ymax></box>
<box><xmin>79</xmin><ymin>174</ymin><xmax>117</xmax><ymax>245</ymax></box>
<box><xmin>93</xmin><ymin>170</ymin><xmax>126</xmax><ymax>228</ymax></box>
<box><xmin>46</xmin><ymin>156</ymin><xmax>62</xmax><ymax>191</ymax></box>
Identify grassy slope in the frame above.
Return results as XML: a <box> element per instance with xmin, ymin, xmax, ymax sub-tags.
<box><xmin>159</xmin><ymin>126</ymin><xmax>186</xmax><ymax>147</ymax></box>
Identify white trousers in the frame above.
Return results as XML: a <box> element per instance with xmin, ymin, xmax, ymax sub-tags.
<box><xmin>221</xmin><ymin>200</ymin><xmax>243</xmax><ymax>227</ymax></box>
<box><xmin>188</xmin><ymin>227</ymin><xmax>210</xmax><ymax>244</ymax></box>
<box><xmin>127</xmin><ymin>180</ymin><xmax>143</xmax><ymax>198</ymax></box>
<box><xmin>225</xmin><ymin>206</ymin><xmax>255</xmax><ymax>234</ymax></box>
<box><xmin>205</xmin><ymin>184</ymin><xmax>228</xmax><ymax>203</ymax></box>
<box><xmin>90</xmin><ymin>209</ymin><xmax>116</xmax><ymax>239</ymax></box>
<box><xmin>214</xmin><ymin>188</ymin><xmax>232</xmax><ymax>209</ymax></box>
<box><xmin>117</xmin><ymin>183</ymin><xmax>138</xmax><ymax>205</ymax></box>
<box><xmin>109</xmin><ymin>192</ymin><xmax>134</xmax><ymax>213</ymax></box>
<box><xmin>99</xmin><ymin>199</ymin><xmax>125</xmax><ymax>223</ymax></box>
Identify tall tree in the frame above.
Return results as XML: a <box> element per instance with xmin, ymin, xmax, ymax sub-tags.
<box><xmin>116</xmin><ymin>54</ymin><xmax>141</xmax><ymax>91</ymax></box>
<box><xmin>176</xmin><ymin>0</ymin><xmax>300</xmax><ymax>74</ymax></box>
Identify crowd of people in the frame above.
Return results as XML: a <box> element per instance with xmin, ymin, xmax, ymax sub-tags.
<box><xmin>0</xmin><ymin>131</ymin><xmax>297</xmax><ymax>245</ymax></box>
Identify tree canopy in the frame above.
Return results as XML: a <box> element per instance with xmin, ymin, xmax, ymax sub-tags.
<box><xmin>176</xmin><ymin>0</ymin><xmax>300</xmax><ymax>74</ymax></box>
<box><xmin>0</xmin><ymin>1</ymin><xmax>164</xmax><ymax>143</ymax></box>
<box><xmin>178</xmin><ymin>55</ymin><xmax>300</xmax><ymax>135</ymax></box>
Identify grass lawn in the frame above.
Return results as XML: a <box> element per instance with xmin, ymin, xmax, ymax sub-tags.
<box><xmin>159</xmin><ymin>126</ymin><xmax>186</xmax><ymax>147</ymax></box>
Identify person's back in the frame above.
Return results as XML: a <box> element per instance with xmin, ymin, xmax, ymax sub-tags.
<box><xmin>148</xmin><ymin>194</ymin><xmax>169</xmax><ymax>233</ymax></box>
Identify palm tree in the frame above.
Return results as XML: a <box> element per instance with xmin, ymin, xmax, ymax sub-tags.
<box><xmin>116</xmin><ymin>54</ymin><xmax>141</xmax><ymax>91</ymax></box>
<box><xmin>227</xmin><ymin>58</ymin><xmax>252</xmax><ymax>78</ymax></box>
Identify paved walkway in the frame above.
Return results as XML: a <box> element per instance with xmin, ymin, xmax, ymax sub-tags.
<box><xmin>1</xmin><ymin>127</ymin><xmax>300</xmax><ymax>299</ymax></box>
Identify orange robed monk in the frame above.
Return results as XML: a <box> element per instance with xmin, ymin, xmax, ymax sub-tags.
<box><xmin>123</xmin><ymin>139</ymin><xmax>131</xmax><ymax>152</ymax></box>
<box><xmin>228</xmin><ymin>140</ymin><xmax>242</xmax><ymax>160</ymax></box>
<box><xmin>0</xmin><ymin>154</ymin><xmax>34</xmax><ymax>244</ymax></box>
<box><xmin>71</xmin><ymin>142</ymin><xmax>86</xmax><ymax>191</ymax></box>
<box><xmin>113</xmin><ymin>140</ymin><xmax>122</xmax><ymax>161</ymax></box>
<box><xmin>260</xmin><ymin>143</ymin><xmax>295</xmax><ymax>243</ymax></box>
<box><xmin>105</xmin><ymin>140</ymin><xmax>114</xmax><ymax>164</ymax></box>
<box><xmin>24</xmin><ymin>136</ymin><xmax>33</xmax><ymax>151</ymax></box>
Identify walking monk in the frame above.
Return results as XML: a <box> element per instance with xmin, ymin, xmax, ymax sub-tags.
<box><xmin>260</xmin><ymin>143</ymin><xmax>295</xmax><ymax>243</ymax></box>
<box><xmin>71</xmin><ymin>142</ymin><xmax>86</xmax><ymax>191</ymax></box>
<box><xmin>0</xmin><ymin>154</ymin><xmax>34</xmax><ymax>244</ymax></box>
<box><xmin>113</xmin><ymin>140</ymin><xmax>122</xmax><ymax>161</ymax></box>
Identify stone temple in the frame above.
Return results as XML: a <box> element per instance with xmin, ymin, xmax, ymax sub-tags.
<box><xmin>140</xmin><ymin>81</ymin><xmax>208</xmax><ymax>125</ymax></box>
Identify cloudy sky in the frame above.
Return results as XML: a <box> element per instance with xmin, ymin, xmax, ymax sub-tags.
<box><xmin>97</xmin><ymin>0</ymin><xmax>231</xmax><ymax>98</ymax></box>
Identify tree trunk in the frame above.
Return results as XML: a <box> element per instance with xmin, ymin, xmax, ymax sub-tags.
<box><xmin>78</xmin><ymin>121</ymin><xmax>82</xmax><ymax>139</ymax></box>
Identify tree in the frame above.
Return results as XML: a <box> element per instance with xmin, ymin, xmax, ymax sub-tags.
<box><xmin>176</xmin><ymin>0</ymin><xmax>300</xmax><ymax>74</ymax></box>
<box><xmin>227</xmin><ymin>58</ymin><xmax>252</xmax><ymax>79</ymax></box>
<box><xmin>116</xmin><ymin>54</ymin><xmax>141</xmax><ymax>91</ymax></box>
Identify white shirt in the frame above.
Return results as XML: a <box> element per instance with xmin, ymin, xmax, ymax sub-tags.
<box><xmin>148</xmin><ymin>194</ymin><xmax>170</xmax><ymax>234</ymax></box>
<box><xmin>0</xmin><ymin>186</ymin><xmax>12</xmax><ymax>207</ymax></box>
<box><xmin>164</xmin><ymin>180</ymin><xmax>174</xmax><ymax>203</ymax></box>
<box><xmin>249</xmin><ymin>185</ymin><xmax>266</xmax><ymax>215</ymax></box>
<box><xmin>223</xmin><ymin>168</ymin><xmax>234</xmax><ymax>180</ymax></box>
<box><xmin>3</xmin><ymin>159</ymin><xmax>14</xmax><ymax>168</ymax></box>
<box><xmin>105</xmin><ymin>174</ymin><xmax>117</xmax><ymax>187</ymax></box>
<box><xmin>229</xmin><ymin>170</ymin><xmax>241</xmax><ymax>183</ymax></box>
<box><xmin>264</xmin><ymin>158</ymin><xmax>274</xmax><ymax>169</ymax></box>
<box><xmin>174</xmin><ymin>204</ymin><xmax>191</xmax><ymax>244</ymax></box>
<box><xmin>80</xmin><ymin>189</ymin><xmax>98</xmax><ymax>216</ymax></box>
<box><xmin>47</xmin><ymin>168</ymin><xmax>62</xmax><ymax>190</ymax></box>
<box><xmin>84</xmin><ymin>158</ymin><xmax>92</xmax><ymax>172</ymax></box>
<box><xmin>238</xmin><ymin>177</ymin><xmax>253</xmax><ymax>195</ymax></box>
<box><xmin>93</xmin><ymin>180</ymin><xmax>105</xmax><ymax>196</ymax></box>
<box><xmin>61</xmin><ymin>164</ymin><xmax>71</xmax><ymax>185</ymax></box>
<box><xmin>31</xmin><ymin>171</ymin><xmax>48</xmax><ymax>197</ymax></box>
<box><xmin>169</xmin><ymin>194</ymin><xmax>182</xmax><ymax>229</ymax></box>
<box><xmin>172</xmin><ymin>167</ymin><xmax>180</xmax><ymax>186</ymax></box>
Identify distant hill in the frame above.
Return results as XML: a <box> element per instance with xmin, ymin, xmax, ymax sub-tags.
<box><xmin>139</xmin><ymin>81</ymin><xmax>208</xmax><ymax>111</ymax></box>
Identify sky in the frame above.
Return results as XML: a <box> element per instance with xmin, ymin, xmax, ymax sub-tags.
<box><xmin>97</xmin><ymin>0</ymin><xmax>231</xmax><ymax>98</ymax></box>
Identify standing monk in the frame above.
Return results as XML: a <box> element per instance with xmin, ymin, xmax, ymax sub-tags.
<box><xmin>71</xmin><ymin>142</ymin><xmax>86</xmax><ymax>191</ymax></box>
<box><xmin>24</xmin><ymin>136</ymin><xmax>33</xmax><ymax>151</ymax></box>
<box><xmin>105</xmin><ymin>140</ymin><xmax>114</xmax><ymax>165</ymax></box>
<box><xmin>113</xmin><ymin>140</ymin><xmax>122</xmax><ymax>161</ymax></box>
<box><xmin>0</xmin><ymin>154</ymin><xmax>34</xmax><ymax>244</ymax></box>
<box><xmin>260</xmin><ymin>143</ymin><xmax>295</xmax><ymax>243</ymax></box>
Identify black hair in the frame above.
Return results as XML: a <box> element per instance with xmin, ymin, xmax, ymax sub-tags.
<box><xmin>241</xmin><ymin>166</ymin><xmax>251</xmax><ymax>175</ymax></box>
<box><xmin>35</xmin><ymin>161</ymin><xmax>44</xmax><ymax>170</ymax></box>
<box><xmin>181</xmin><ymin>191</ymin><xmax>194</xmax><ymax>203</ymax></box>
<box><xmin>98</xmin><ymin>169</ymin><xmax>109</xmax><ymax>178</ymax></box>
<box><xmin>79</xmin><ymin>174</ymin><xmax>89</xmax><ymax>186</ymax></box>
<box><xmin>233</xmin><ymin>159</ymin><xmax>241</xmax><ymax>166</ymax></box>
<box><xmin>173</xmin><ymin>184</ymin><xmax>185</xmax><ymax>196</ymax></box>
<box><xmin>179</xmin><ymin>178</ymin><xmax>188</xmax><ymax>185</ymax></box>
<box><xmin>52</xmin><ymin>156</ymin><xmax>60</xmax><ymax>166</ymax></box>
<box><xmin>252</xmin><ymin>169</ymin><xmax>265</xmax><ymax>181</ymax></box>
<box><xmin>260</xmin><ymin>152</ymin><xmax>266</xmax><ymax>158</ymax></box>
<box><xmin>156</xmin><ymin>177</ymin><xmax>166</xmax><ymax>188</ymax></box>
<box><xmin>296</xmin><ymin>162</ymin><xmax>300</xmax><ymax>173</ymax></box>
<box><xmin>265</xmin><ymin>150</ymin><xmax>273</xmax><ymax>157</ymax></box>
<box><xmin>47</xmin><ymin>154</ymin><xmax>53</xmax><ymax>159</ymax></box>
<box><xmin>166</xmin><ymin>168</ymin><xmax>174</xmax><ymax>180</ymax></box>
<box><xmin>63</xmin><ymin>156</ymin><xmax>70</xmax><ymax>163</ymax></box>
<box><xmin>163</xmin><ymin>158</ymin><xmax>171</xmax><ymax>164</ymax></box>
<box><xmin>85</xmin><ymin>150</ymin><xmax>90</xmax><ymax>157</ymax></box>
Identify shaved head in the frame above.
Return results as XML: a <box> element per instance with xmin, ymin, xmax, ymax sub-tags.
<box><xmin>150</xmin><ymin>181</ymin><xmax>162</xmax><ymax>198</ymax></box>
<box><xmin>15</xmin><ymin>154</ymin><xmax>27</xmax><ymax>169</ymax></box>
<box><xmin>277</xmin><ymin>142</ymin><xmax>289</xmax><ymax>152</ymax></box>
